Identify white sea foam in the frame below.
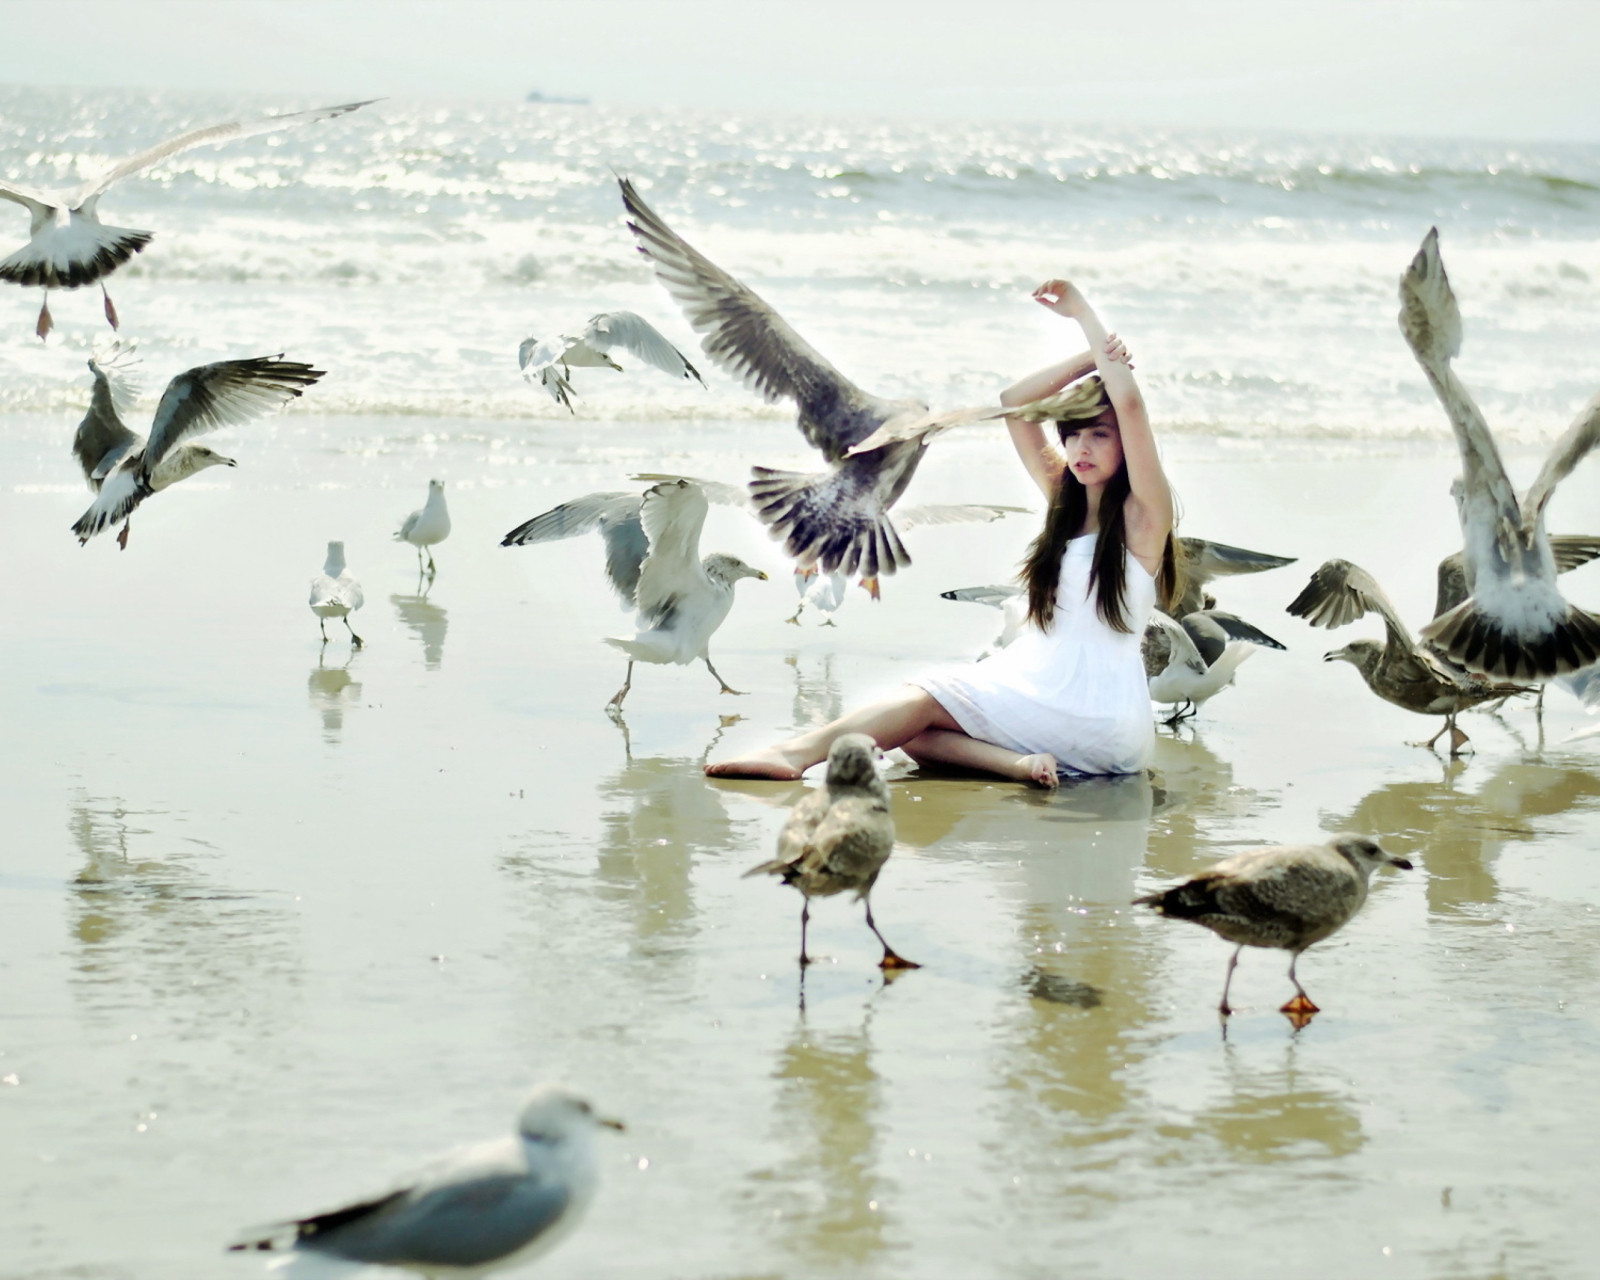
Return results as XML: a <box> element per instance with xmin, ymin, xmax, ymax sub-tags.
<box><xmin>1</xmin><ymin>87</ymin><xmax>1597</xmax><ymax>441</ymax></box>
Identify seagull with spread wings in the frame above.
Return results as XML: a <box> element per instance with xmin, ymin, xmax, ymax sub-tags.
<box><xmin>1</xmin><ymin>99</ymin><xmax>374</xmax><ymax>338</ymax></box>
<box><xmin>618</xmin><ymin>177</ymin><xmax>1010</xmax><ymax>588</ymax></box>
<box><xmin>1142</xmin><ymin>608</ymin><xmax>1286</xmax><ymax>725</ymax></box>
<box><xmin>1399</xmin><ymin>227</ymin><xmax>1600</xmax><ymax>680</ymax></box>
<box><xmin>1288</xmin><ymin>556</ymin><xmax>1542</xmax><ymax>754</ymax></box>
<box><xmin>501</xmin><ymin>478</ymin><xmax>767</xmax><ymax>708</ymax></box>
<box><xmin>70</xmin><ymin>353</ymin><xmax>323</xmax><ymax>546</ymax></box>
<box><xmin>518</xmin><ymin>310</ymin><xmax>705</xmax><ymax>411</ymax></box>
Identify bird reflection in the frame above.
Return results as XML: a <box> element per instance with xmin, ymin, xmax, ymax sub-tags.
<box><xmin>750</xmin><ymin>1012</ymin><xmax>889</xmax><ymax>1270</ymax></box>
<box><xmin>65</xmin><ymin>792</ymin><xmax>299</xmax><ymax>1032</ymax></box>
<box><xmin>1324</xmin><ymin>758</ymin><xmax>1600</xmax><ymax>915</ymax></box>
<box><xmin>786</xmin><ymin>651</ymin><xmax>844</xmax><ymax>731</ymax></box>
<box><xmin>1185</xmin><ymin>1042</ymin><xmax>1365</xmax><ymax>1162</ymax></box>
<box><xmin>1146</xmin><ymin>731</ymin><xmax>1254</xmax><ymax>878</ymax></box>
<box><xmin>592</xmin><ymin>713</ymin><xmax>746</xmax><ymax>949</ymax></box>
<box><xmin>391</xmin><ymin>583</ymin><xmax>449</xmax><ymax>669</ymax></box>
<box><xmin>308</xmin><ymin>649</ymin><xmax>362</xmax><ymax>743</ymax></box>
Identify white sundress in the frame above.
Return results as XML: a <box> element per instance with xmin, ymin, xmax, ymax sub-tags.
<box><xmin>912</xmin><ymin>534</ymin><xmax>1156</xmax><ymax>775</ymax></box>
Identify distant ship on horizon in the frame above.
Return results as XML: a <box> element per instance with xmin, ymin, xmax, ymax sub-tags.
<box><xmin>525</xmin><ymin>90</ymin><xmax>590</xmax><ymax>105</ymax></box>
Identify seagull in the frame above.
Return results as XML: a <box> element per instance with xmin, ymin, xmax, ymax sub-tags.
<box><xmin>70</xmin><ymin>342</ymin><xmax>228</xmax><ymax>549</ymax></box>
<box><xmin>1289</xmin><ymin>557</ymin><xmax>1542</xmax><ymax>754</ymax></box>
<box><xmin>1399</xmin><ymin>227</ymin><xmax>1600</xmax><ymax>680</ymax></box>
<box><xmin>1135</xmin><ymin>834</ymin><xmax>1411</xmax><ymax>1022</ymax></box>
<box><xmin>309</xmin><ymin>541</ymin><xmax>364</xmax><ymax>647</ymax></box>
<box><xmin>70</xmin><ymin>353</ymin><xmax>322</xmax><ymax>546</ymax></box>
<box><xmin>228</xmin><ymin>1085</ymin><xmax>622</xmax><ymax>1278</ymax></box>
<box><xmin>1</xmin><ymin>100</ymin><xmax>375</xmax><ymax>338</ymax></box>
<box><xmin>396</xmin><ymin>480</ymin><xmax>451</xmax><ymax>577</ymax></box>
<box><xmin>1143</xmin><ymin>608</ymin><xmax>1287</xmax><ymax>725</ymax></box>
<box><xmin>619</xmin><ymin>176</ymin><xmax>1010</xmax><ymax>585</ymax></box>
<box><xmin>518</xmin><ymin>310</ymin><xmax>705</xmax><ymax>410</ymax></box>
<box><xmin>789</xmin><ymin>566</ymin><xmax>848</xmax><ymax>625</ymax></box>
<box><xmin>938</xmin><ymin>583</ymin><xmax>1029</xmax><ymax>658</ymax></box>
<box><xmin>501</xmin><ymin>478</ymin><xmax>767</xmax><ymax>708</ymax></box>
<box><xmin>743</xmin><ymin>733</ymin><xmax>917</xmax><ymax>971</ymax></box>
<box><xmin>632</xmin><ymin>471</ymin><xmax>1029</xmax><ymax>603</ymax></box>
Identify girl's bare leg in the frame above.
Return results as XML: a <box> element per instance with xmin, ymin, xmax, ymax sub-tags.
<box><xmin>901</xmin><ymin>729</ymin><xmax>1060</xmax><ymax>789</ymax></box>
<box><xmin>705</xmin><ymin>686</ymin><xmax>958</xmax><ymax>779</ymax></box>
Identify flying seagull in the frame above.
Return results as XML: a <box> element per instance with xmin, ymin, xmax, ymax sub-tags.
<box><xmin>1143</xmin><ymin>608</ymin><xmax>1286</xmax><ymax>725</ymax></box>
<box><xmin>309</xmin><ymin>541</ymin><xmax>364</xmax><ymax>647</ymax></box>
<box><xmin>229</xmin><ymin>1085</ymin><xmax>622</xmax><ymax>1278</ymax></box>
<box><xmin>1289</xmin><ymin>556</ymin><xmax>1555</xmax><ymax>754</ymax></box>
<box><xmin>501</xmin><ymin>478</ymin><xmax>767</xmax><ymax>708</ymax></box>
<box><xmin>618</xmin><ymin>176</ymin><xmax>1010</xmax><ymax>585</ymax></box>
<box><xmin>396</xmin><ymin>480</ymin><xmax>451</xmax><ymax>577</ymax></box>
<box><xmin>1</xmin><ymin>99</ymin><xmax>375</xmax><ymax>338</ymax></box>
<box><xmin>744</xmin><ymin>733</ymin><xmax>918</xmax><ymax>971</ymax></box>
<box><xmin>70</xmin><ymin>342</ymin><xmax>230</xmax><ymax>549</ymax></box>
<box><xmin>1136</xmin><ymin>834</ymin><xmax>1411</xmax><ymax>1023</ymax></box>
<box><xmin>70</xmin><ymin>353</ymin><xmax>322</xmax><ymax>546</ymax></box>
<box><xmin>518</xmin><ymin>310</ymin><xmax>705</xmax><ymax>410</ymax></box>
<box><xmin>1399</xmin><ymin>227</ymin><xmax>1600</xmax><ymax>680</ymax></box>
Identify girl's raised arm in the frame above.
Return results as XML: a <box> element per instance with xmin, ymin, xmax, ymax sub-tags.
<box><xmin>1033</xmin><ymin>280</ymin><xmax>1174</xmax><ymax>552</ymax></box>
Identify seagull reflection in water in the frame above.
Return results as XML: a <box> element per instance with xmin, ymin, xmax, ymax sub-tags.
<box><xmin>391</xmin><ymin>583</ymin><xmax>449</xmax><ymax>669</ymax></box>
<box><xmin>308</xmin><ymin>649</ymin><xmax>362</xmax><ymax>742</ymax></box>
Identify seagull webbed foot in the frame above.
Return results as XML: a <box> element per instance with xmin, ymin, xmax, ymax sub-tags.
<box><xmin>879</xmin><ymin>950</ymin><xmax>922</xmax><ymax>971</ymax></box>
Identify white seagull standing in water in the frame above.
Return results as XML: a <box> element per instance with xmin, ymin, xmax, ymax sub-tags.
<box><xmin>518</xmin><ymin>310</ymin><xmax>705</xmax><ymax>411</ymax></box>
<box><xmin>396</xmin><ymin>480</ymin><xmax>451</xmax><ymax>577</ymax></box>
<box><xmin>229</xmin><ymin>1085</ymin><xmax>622</xmax><ymax>1278</ymax></box>
<box><xmin>70</xmin><ymin>353</ymin><xmax>323</xmax><ymax>546</ymax></box>
<box><xmin>501</xmin><ymin>478</ymin><xmax>768</xmax><ymax>708</ymax></box>
<box><xmin>0</xmin><ymin>99</ymin><xmax>375</xmax><ymax>338</ymax></box>
<box><xmin>309</xmin><ymin>541</ymin><xmax>365</xmax><ymax>647</ymax></box>
<box><xmin>1401</xmin><ymin>227</ymin><xmax>1600</xmax><ymax>680</ymax></box>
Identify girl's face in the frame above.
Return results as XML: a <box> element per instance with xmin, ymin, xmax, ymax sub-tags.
<box><xmin>1061</xmin><ymin>413</ymin><xmax>1124</xmax><ymax>488</ymax></box>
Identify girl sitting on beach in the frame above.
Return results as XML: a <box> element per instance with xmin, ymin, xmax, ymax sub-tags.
<box><xmin>705</xmin><ymin>279</ymin><xmax>1177</xmax><ymax>787</ymax></box>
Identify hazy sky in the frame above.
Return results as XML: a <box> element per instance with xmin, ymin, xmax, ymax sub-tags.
<box><xmin>2</xmin><ymin>0</ymin><xmax>1597</xmax><ymax>142</ymax></box>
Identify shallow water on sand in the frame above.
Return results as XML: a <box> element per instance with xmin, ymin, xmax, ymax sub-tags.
<box><xmin>5</xmin><ymin>416</ymin><xmax>1600</xmax><ymax>1278</ymax></box>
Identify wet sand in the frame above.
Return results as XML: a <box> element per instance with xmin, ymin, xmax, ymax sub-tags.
<box><xmin>4</xmin><ymin>414</ymin><xmax>1600</xmax><ymax>1278</ymax></box>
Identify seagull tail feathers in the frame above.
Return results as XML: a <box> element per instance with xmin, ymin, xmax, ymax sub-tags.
<box><xmin>743</xmin><ymin>857</ymin><xmax>799</xmax><ymax>881</ymax></box>
<box><xmin>71</xmin><ymin>468</ymin><xmax>148</xmax><ymax>544</ymax></box>
<box><xmin>0</xmin><ymin>221</ymin><xmax>152</xmax><ymax>290</ymax></box>
<box><xmin>748</xmin><ymin>467</ymin><xmax>911</xmax><ymax>579</ymax></box>
<box><xmin>1421</xmin><ymin>597</ymin><xmax>1600</xmax><ymax>681</ymax></box>
<box><xmin>1134</xmin><ymin>878</ymin><xmax>1220</xmax><ymax>919</ymax></box>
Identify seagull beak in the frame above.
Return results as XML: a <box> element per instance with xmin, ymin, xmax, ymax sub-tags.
<box><xmin>755</xmin><ymin>570</ymin><xmax>769</xmax><ymax>581</ymax></box>
<box><xmin>598</xmin><ymin>1116</ymin><xmax>626</xmax><ymax>1131</ymax></box>
<box><xmin>1322</xmin><ymin>650</ymin><xmax>1340</xmax><ymax>662</ymax></box>
<box><xmin>221</xmin><ymin>456</ymin><xmax>239</xmax><ymax>467</ymax></box>
<box><xmin>1389</xmin><ymin>856</ymin><xmax>1414</xmax><ymax>871</ymax></box>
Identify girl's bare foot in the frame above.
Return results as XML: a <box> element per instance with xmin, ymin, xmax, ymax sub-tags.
<box><xmin>704</xmin><ymin>746</ymin><xmax>809</xmax><ymax>780</ymax></box>
<box><xmin>1016</xmin><ymin>753</ymin><xmax>1060</xmax><ymax>789</ymax></box>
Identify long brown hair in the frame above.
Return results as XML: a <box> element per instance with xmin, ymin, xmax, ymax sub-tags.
<box><xmin>1021</xmin><ymin>413</ymin><xmax>1181</xmax><ymax>632</ymax></box>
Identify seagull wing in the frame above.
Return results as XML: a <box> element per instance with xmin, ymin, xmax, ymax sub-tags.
<box><xmin>844</xmin><ymin>403</ymin><xmax>1012</xmax><ymax>457</ymax></box>
<box><xmin>619</xmin><ymin>177</ymin><xmax>890</xmax><ymax>461</ymax></box>
<box><xmin>0</xmin><ymin>177</ymin><xmax>57</xmax><ymax>216</ymax></box>
<box><xmin>1188</xmin><ymin>610</ymin><xmax>1287</xmax><ymax>651</ymax></box>
<box><xmin>1522</xmin><ymin>390</ymin><xmax>1600</xmax><ymax>526</ymax></box>
<box><xmin>1178</xmin><ymin>538</ymin><xmax>1298</xmax><ymax>584</ymax></box>
<box><xmin>73</xmin><ymin>352</ymin><xmax>141</xmax><ymax>487</ymax></box>
<box><xmin>1146</xmin><ymin>609</ymin><xmax>1204</xmax><ymax>673</ymax></box>
<box><xmin>1286</xmin><ymin>559</ymin><xmax>1415</xmax><ymax>652</ymax></box>
<box><xmin>518</xmin><ymin>332</ymin><xmax>578</xmax><ymax>374</ymax></box>
<box><xmin>69</xmin><ymin>100</ymin><xmax>377</xmax><ymax>206</ymax></box>
<box><xmin>895</xmin><ymin>502</ymin><xmax>1030</xmax><ymax>530</ymax></box>
<box><xmin>499</xmin><ymin>491</ymin><xmax>648</xmax><ymax>605</ymax></box>
<box><xmin>634</xmin><ymin>479</ymin><xmax>711</xmax><ymax>625</ymax></box>
<box><xmin>630</xmin><ymin>472</ymin><xmax>750</xmax><ymax>509</ymax></box>
<box><xmin>140</xmin><ymin>355</ymin><xmax>323</xmax><ymax>480</ymax></box>
<box><xmin>940</xmin><ymin>583</ymin><xmax>1023</xmax><ymax>609</ymax></box>
<box><xmin>580</xmin><ymin>311</ymin><xmax>705</xmax><ymax>386</ymax></box>
<box><xmin>1398</xmin><ymin>229</ymin><xmax>1523</xmax><ymax>538</ymax></box>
